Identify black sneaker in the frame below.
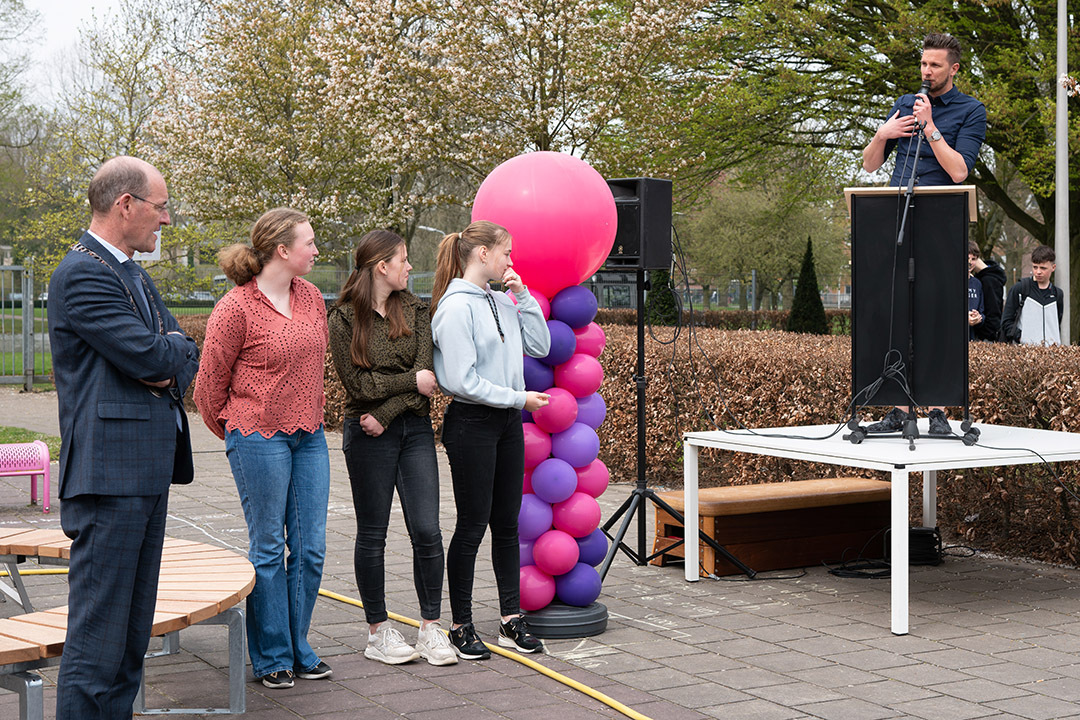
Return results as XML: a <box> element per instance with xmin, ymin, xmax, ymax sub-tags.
<box><xmin>260</xmin><ymin>670</ymin><xmax>294</xmax><ymax>689</ymax></box>
<box><xmin>295</xmin><ymin>660</ymin><xmax>333</xmax><ymax>680</ymax></box>
<box><xmin>928</xmin><ymin>409</ymin><xmax>951</xmax><ymax>436</ymax></box>
<box><xmin>448</xmin><ymin>622</ymin><xmax>491</xmax><ymax>660</ymax></box>
<box><xmin>498</xmin><ymin>616</ymin><xmax>544</xmax><ymax>653</ymax></box>
<box><xmin>866</xmin><ymin>407</ymin><xmax>906</xmax><ymax>433</ymax></box>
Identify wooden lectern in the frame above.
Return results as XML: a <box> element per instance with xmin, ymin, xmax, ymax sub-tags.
<box><xmin>844</xmin><ymin>185</ymin><xmax>977</xmax><ymax>409</ymax></box>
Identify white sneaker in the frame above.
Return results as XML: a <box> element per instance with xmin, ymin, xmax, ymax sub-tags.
<box><xmin>364</xmin><ymin>625</ymin><xmax>420</xmax><ymax>665</ymax></box>
<box><xmin>416</xmin><ymin>622</ymin><xmax>459</xmax><ymax>666</ymax></box>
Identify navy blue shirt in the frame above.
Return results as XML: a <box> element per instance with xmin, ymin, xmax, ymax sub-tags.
<box><xmin>884</xmin><ymin>85</ymin><xmax>986</xmax><ymax>187</ymax></box>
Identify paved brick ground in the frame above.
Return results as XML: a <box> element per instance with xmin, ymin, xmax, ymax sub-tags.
<box><xmin>2</xmin><ymin>385</ymin><xmax>1080</xmax><ymax>719</ymax></box>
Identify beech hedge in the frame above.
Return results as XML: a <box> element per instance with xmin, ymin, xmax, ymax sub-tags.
<box><xmin>178</xmin><ymin>314</ymin><xmax>1080</xmax><ymax>566</ymax></box>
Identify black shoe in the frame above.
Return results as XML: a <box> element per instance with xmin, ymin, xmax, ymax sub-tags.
<box><xmin>928</xmin><ymin>409</ymin><xmax>951</xmax><ymax>436</ymax></box>
<box><xmin>498</xmin><ymin>616</ymin><xmax>544</xmax><ymax>653</ymax></box>
<box><xmin>866</xmin><ymin>407</ymin><xmax>906</xmax><ymax>433</ymax></box>
<box><xmin>295</xmin><ymin>661</ymin><xmax>333</xmax><ymax>680</ymax></box>
<box><xmin>260</xmin><ymin>670</ymin><xmax>294</xmax><ymax>689</ymax></box>
<box><xmin>448</xmin><ymin>622</ymin><xmax>491</xmax><ymax>660</ymax></box>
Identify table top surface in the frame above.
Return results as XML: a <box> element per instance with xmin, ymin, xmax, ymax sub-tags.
<box><xmin>684</xmin><ymin>420</ymin><xmax>1080</xmax><ymax>472</ymax></box>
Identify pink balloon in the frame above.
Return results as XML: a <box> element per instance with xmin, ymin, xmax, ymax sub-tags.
<box><xmin>575</xmin><ymin>460</ymin><xmax>610</xmax><ymax>498</ymax></box>
<box><xmin>573</xmin><ymin>323</ymin><xmax>606</xmax><ymax>357</ymax></box>
<box><xmin>523</xmin><ymin>467</ymin><xmax>534</xmax><ymax>494</ymax></box>
<box><xmin>531</xmin><ymin>387</ymin><xmax>578</xmax><ymax>434</ymax></box>
<box><xmin>554</xmin><ymin>354</ymin><xmax>604</xmax><ymax>398</ymax></box>
<box><xmin>532</xmin><ymin>529</ymin><xmax>580</xmax><ymax>577</ymax></box>
<box><xmin>472</xmin><ymin>152</ymin><xmax>617</xmax><ymax>299</ymax></box>
<box><xmin>552</xmin><ymin>492</ymin><xmax>602</xmax><ymax>538</ymax></box>
<box><xmin>523</xmin><ymin>422</ymin><xmax>551</xmax><ymax>469</ymax></box>
<box><xmin>520</xmin><ymin>565</ymin><xmax>556</xmax><ymax>611</ymax></box>
<box><xmin>506</xmin><ymin>288</ymin><xmax>551</xmax><ymax>320</ymax></box>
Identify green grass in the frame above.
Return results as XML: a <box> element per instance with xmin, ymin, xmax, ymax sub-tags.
<box><xmin>0</xmin><ymin>426</ymin><xmax>61</xmax><ymax>458</ymax></box>
<box><xmin>0</xmin><ymin>352</ymin><xmax>52</xmax><ymax>377</ymax></box>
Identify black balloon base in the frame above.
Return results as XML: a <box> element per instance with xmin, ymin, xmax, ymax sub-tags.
<box><xmin>523</xmin><ymin>601</ymin><xmax>608</xmax><ymax>639</ymax></box>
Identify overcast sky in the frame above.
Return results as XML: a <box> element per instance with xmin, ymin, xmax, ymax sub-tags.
<box><xmin>20</xmin><ymin>0</ymin><xmax>102</xmax><ymax>102</ymax></box>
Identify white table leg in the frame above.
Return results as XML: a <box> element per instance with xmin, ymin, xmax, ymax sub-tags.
<box><xmin>891</xmin><ymin>466</ymin><xmax>909</xmax><ymax>635</ymax></box>
<box><xmin>684</xmin><ymin>441</ymin><xmax>699</xmax><ymax>582</ymax></box>
<box><xmin>922</xmin><ymin>469</ymin><xmax>937</xmax><ymax>527</ymax></box>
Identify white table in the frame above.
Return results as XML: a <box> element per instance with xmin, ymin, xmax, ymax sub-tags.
<box><xmin>682</xmin><ymin>421</ymin><xmax>1080</xmax><ymax>635</ymax></box>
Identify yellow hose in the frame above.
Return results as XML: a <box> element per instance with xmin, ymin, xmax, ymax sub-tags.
<box><xmin>4</xmin><ymin>571</ymin><xmax>653</xmax><ymax>720</ymax></box>
<box><xmin>318</xmin><ymin>588</ymin><xmax>653</xmax><ymax>720</ymax></box>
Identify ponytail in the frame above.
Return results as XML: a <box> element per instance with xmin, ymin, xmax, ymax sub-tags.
<box><xmin>429</xmin><ymin>232</ymin><xmax>464</xmax><ymax>317</ymax></box>
<box><xmin>429</xmin><ymin>220</ymin><xmax>511</xmax><ymax>317</ymax></box>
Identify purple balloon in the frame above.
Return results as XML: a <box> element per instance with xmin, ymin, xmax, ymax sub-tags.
<box><xmin>576</xmin><ymin>392</ymin><xmax>607</xmax><ymax>429</ymax></box>
<box><xmin>541</xmin><ymin>320</ymin><xmax>576</xmax><ymax>367</ymax></box>
<box><xmin>522</xmin><ymin>408</ymin><xmax>533</xmax><ymax>423</ymax></box>
<box><xmin>523</xmin><ymin>356</ymin><xmax>554</xmax><ymax>392</ymax></box>
<box><xmin>531</xmin><ymin>458</ymin><xmax>578</xmax><ymax>504</ymax></box>
<box><xmin>520</xmin><ymin>537</ymin><xmax>536</xmax><ymax>567</ymax></box>
<box><xmin>551</xmin><ymin>285</ymin><xmax>599</xmax><ymax>329</ymax></box>
<box><xmin>555</xmin><ymin>562</ymin><xmax>602</xmax><ymax>606</ymax></box>
<box><xmin>576</xmin><ymin>528</ymin><xmax>608</xmax><ymax>567</ymax></box>
<box><xmin>518</xmin><ymin>493</ymin><xmax>553</xmax><ymax>540</ymax></box>
<box><xmin>551</xmin><ymin>423</ymin><xmax>600</xmax><ymax>468</ymax></box>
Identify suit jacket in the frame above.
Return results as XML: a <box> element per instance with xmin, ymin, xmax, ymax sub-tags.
<box><xmin>48</xmin><ymin>232</ymin><xmax>200</xmax><ymax>499</ymax></box>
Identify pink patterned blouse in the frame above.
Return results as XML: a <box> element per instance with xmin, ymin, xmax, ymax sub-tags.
<box><xmin>194</xmin><ymin>277</ymin><xmax>328</xmax><ymax>440</ymax></box>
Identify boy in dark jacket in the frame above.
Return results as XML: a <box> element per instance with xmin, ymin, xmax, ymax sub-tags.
<box><xmin>967</xmin><ymin>241</ymin><xmax>1006</xmax><ymax>342</ymax></box>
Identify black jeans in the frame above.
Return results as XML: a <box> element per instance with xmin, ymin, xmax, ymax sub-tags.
<box><xmin>441</xmin><ymin>401</ymin><xmax>525</xmax><ymax>624</ymax></box>
<box><xmin>343</xmin><ymin>413</ymin><xmax>444</xmax><ymax>624</ymax></box>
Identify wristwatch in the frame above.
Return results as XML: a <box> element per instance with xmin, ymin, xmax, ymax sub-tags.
<box><xmin>927</xmin><ymin>129</ymin><xmax>942</xmax><ymax>142</ymax></box>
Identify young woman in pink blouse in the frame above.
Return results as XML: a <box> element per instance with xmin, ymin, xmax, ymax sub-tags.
<box><xmin>194</xmin><ymin>208</ymin><xmax>332</xmax><ymax>689</ymax></box>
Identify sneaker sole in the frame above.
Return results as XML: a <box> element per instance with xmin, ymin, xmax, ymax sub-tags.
<box><xmin>497</xmin><ymin>635</ymin><xmax>543</xmax><ymax>653</ymax></box>
<box><xmin>364</xmin><ymin>647</ymin><xmax>420</xmax><ymax>665</ymax></box>
<box><xmin>420</xmin><ymin>649</ymin><xmax>460</xmax><ymax>666</ymax></box>
<box><xmin>261</xmin><ymin>679</ymin><xmax>294</xmax><ymax>689</ymax></box>
<box><xmin>296</xmin><ymin>670</ymin><xmax>333</xmax><ymax>679</ymax></box>
<box><xmin>452</xmin><ymin>645</ymin><xmax>490</xmax><ymax>660</ymax></box>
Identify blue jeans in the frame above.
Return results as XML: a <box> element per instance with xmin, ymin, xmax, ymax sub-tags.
<box><xmin>343</xmin><ymin>413</ymin><xmax>444</xmax><ymax>624</ymax></box>
<box><xmin>226</xmin><ymin>427</ymin><xmax>330</xmax><ymax>677</ymax></box>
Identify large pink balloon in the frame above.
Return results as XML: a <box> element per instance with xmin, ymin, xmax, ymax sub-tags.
<box><xmin>575</xmin><ymin>460</ymin><xmax>610</xmax><ymax>498</ymax></box>
<box><xmin>520</xmin><ymin>565</ymin><xmax>556</xmax><ymax>611</ymax></box>
<box><xmin>472</xmin><ymin>152</ymin><xmax>617</xmax><ymax>299</ymax></box>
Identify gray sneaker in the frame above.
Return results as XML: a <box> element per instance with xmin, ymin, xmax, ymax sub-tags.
<box><xmin>867</xmin><ymin>407</ymin><xmax>906</xmax><ymax>433</ymax></box>
<box><xmin>928</xmin><ymin>409</ymin><xmax>951</xmax><ymax>436</ymax></box>
<box><xmin>365</xmin><ymin>624</ymin><xmax>420</xmax><ymax>665</ymax></box>
<box><xmin>417</xmin><ymin>622</ymin><xmax>459</xmax><ymax>666</ymax></box>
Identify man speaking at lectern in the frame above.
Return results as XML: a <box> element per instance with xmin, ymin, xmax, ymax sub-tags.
<box><xmin>859</xmin><ymin>32</ymin><xmax>986</xmax><ymax>435</ymax></box>
<box><xmin>862</xmin><ymin>32</ymin><xmax>986</xmax><ymax>187</ymax></box>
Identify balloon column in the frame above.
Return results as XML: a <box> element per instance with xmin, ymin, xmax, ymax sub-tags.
<box><xmin>516</xmin><ymin>286</ymin><xmax>609</xmax><ymax>610</ymax></box>
<box><xmin>472</xmin><ymin>151</ymin><xmax>616</xmax><ymax>611</ymax></box>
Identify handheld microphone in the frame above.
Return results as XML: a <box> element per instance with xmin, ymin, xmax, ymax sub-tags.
<box><xmin>915</xmin><ymin>81</ymin><xmax>931</xmax><ymax>129</ymax></box>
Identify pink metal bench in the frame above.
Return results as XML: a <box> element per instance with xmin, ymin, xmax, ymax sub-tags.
<box><xmin>0</xmin><ymin>442</ymin><xmax>50</xmax><ymax>514</ymax></box>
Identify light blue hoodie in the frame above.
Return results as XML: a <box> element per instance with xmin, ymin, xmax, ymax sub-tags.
<box><xmin>432</xmin><ymin>278</ymin><xmax>551</xmax><ymax>409</ymax></box>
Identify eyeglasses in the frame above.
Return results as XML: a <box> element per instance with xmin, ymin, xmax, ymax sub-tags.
<box><xmin>129</xmin><ymin>194</ymin><xmax>170</xmax><ymax>213</ymax></box>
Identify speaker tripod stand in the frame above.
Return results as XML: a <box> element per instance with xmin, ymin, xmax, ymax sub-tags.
<box><xmin>597</xmin><ymin>269</ymin><xmax>756</xmax><ymax>581</ymax></box>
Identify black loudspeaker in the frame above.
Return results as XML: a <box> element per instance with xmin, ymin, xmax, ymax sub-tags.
<box><xmin>850</xmin><ymin>189</ymin><xmax>969</xmax><ymax>408</ymax></box>
<box><xmin>605</xmin><ymin>178</ymin><xmax>672</xmax><ymax>270</ymax></box>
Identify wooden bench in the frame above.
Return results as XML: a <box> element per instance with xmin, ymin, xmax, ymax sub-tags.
<box><xmin>651</xmin><ymin>477</ymin><xmax>892</xmax><ymax>576</ymax></box>
<box><xmin>0</xmin><ymin>527</ymin><xmax>255</xmax><ymax>718</ymax></box>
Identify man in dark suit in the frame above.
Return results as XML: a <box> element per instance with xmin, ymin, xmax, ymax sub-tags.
<box><xmin>49</xmin><ymin>156</ymin><xmax>199</xmax><ymax>719</ymax></box>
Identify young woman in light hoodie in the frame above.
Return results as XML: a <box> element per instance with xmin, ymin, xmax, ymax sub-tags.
<box><xmin>430</xmin><ymin>220</ymin><xmax>551</xmax><ymax>660</ymax></box>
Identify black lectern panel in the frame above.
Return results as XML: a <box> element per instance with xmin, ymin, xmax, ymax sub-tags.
<box><xmin>851</xmin><ymin>191</ymin><xmax>969</xmax><ymax>408</ymax></box>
